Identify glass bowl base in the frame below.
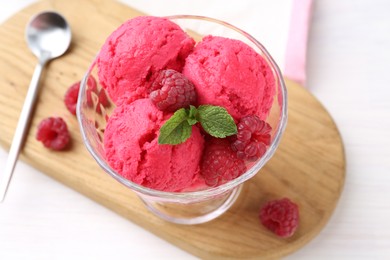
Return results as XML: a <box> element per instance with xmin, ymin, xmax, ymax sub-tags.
<box><xmin>139</xmin><ymin>185</ymin><xmax>242</xmax><ymax>225</ymax></box>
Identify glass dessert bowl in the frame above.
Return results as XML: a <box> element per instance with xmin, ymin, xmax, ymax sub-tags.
<box><xmin>77</xmin><ymin>15</ymin><xmax>287</xmax><ymax>225</ymax></box>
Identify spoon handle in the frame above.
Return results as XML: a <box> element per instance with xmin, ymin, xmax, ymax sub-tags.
<box><xmin>0</xmin><ymin>61</ymin><xmax>45</xmax><ymax>202</ymax></box>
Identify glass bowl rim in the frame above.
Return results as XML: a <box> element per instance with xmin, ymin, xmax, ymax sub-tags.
<box><xmin>77</xmin><ymin>14</ymin><xmax>288</xmax><ymax>201</ymax></box>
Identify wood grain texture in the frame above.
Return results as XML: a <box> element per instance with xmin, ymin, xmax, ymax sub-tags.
<box><xmin>0</xmin><ymin>0</ymin><xmax>345</xmax><ymax>259</ymax></box>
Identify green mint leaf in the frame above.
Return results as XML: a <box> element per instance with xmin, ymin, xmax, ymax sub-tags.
<box><xmin>187</xmin><ymin>118</ymin><xmax>198</xmax><ymax>126</ymax></box>
<box><xmin>197</xmin><ymin>105</ymin><xmax>237</xmax><ymax>138</ymax></box>
<box><xmin>187</xmin><ymin>105</ymin><xmax>199</xmax><ymax>126</ymax></box>
<box><xmin>158</xmin><ymin>108</ymin><xmax>192</xmax><ymax>145</ymax></box>
<box><xmin>188</xmin><ymin>105</ymin><xmax>197</xmax><ymax>118</ymax></box>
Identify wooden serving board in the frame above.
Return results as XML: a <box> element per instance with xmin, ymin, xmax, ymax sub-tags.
<box><xmin>0</xmin><ymin>0</ymin><xmax>346</xmax><ymax>259</ymax></box>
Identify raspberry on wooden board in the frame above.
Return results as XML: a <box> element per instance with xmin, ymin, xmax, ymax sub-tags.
<box><xmin>36</xmin><ymin>117</ymin><xmax>70</xmax><ymax>150</ymax></box>
<box><xmin>64</xmin><ymin>76</ymin><xmax>98</xmax><ymax>115</ymax></box>
<box><xmin>259</xmin><ymin>198</ymin><xmax>299</xmax><ymax>238</ymax></box>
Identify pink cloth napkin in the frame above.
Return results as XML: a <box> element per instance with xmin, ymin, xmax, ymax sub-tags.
<box><xmin>284</xmin><ymin>0</ymin><xmax>313</xmax><ymax>86</ymax></box>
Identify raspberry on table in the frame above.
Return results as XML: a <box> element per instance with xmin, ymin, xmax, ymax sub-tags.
<box><xmin>259</xmin><ymin>198</ymin><xmax>299</xmax><ymax>238</ymax></box>
<box><xmin>150</xmin><ymin>69</ymin><xmax>197</xmax><ymax>112</ymax></box>
<box><xmin>64</xmin><ymin>82</ymin><xmax>80</xmax><ymax>115</ymax></box>
<box><xmin>65</xmin><ymin>76</ymin><xmax>98</xmax><ymax>115</ymax></box>
<box><xmin>201</xmin><ymin>138</ymin><xmax>247</xmax><ymax>187</ymax></box>
<box><xmin>36</xmin><ymin>117</ymin><xmax>70</xmax><ymax>150</ymax></box>
<box><xmin>231</xmin><ymin>115</ymin><xmax>272</xmax><ymax>161</ymax></box>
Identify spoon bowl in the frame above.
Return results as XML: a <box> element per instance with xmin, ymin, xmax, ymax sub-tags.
<box><xmin>26</xmin><ymin>11</ymin><xmax>71</xmax><ymax>61</ymax></box>
<box><xmin>0</xmin><ymin>11</ymin><xmax>71</xmax><ymax>202</ymax></box>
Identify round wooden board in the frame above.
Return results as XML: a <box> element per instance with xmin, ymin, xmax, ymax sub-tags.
<box><xmin>0</xmin><ymin>0</ymin><xmax>345</xmax><ymax>259</ymax></box>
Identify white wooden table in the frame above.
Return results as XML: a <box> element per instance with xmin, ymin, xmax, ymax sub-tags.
<box><xmin>1</xmin><ymin>0</ymin><xmax>389</xmax><ymax>259</ymax></box>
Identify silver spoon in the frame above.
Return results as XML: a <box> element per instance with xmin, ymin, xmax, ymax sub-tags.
<box><xmin>0</xmin><ymin>11</ymin><xmax>71</xmax><ymax>202</ymax></box>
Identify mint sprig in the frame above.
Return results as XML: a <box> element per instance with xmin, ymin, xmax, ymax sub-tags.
<box><xmin>197</xmin><ymin>105</ymin><xmax>237</xmax><ymax>138</ymax></box>
<box><xmin>158</xmin><ymin>108</ymin><xmax>192</xmax><ymax>145</ymax></box>
<box><xmin>158</xmin><ymin>105</ymin><xmax>237</xmax><ymax>145</ymax></box>
<box><xmin>186</xmin><ymin>105</ymin><xmax>198</xmax><ymax>126</ymax></box>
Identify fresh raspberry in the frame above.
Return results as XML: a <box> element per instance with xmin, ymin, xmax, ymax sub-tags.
<box><xmin>259</xmin><ymin>198</ymin><xmax>299</xmax><ymax>238</ymax></box>
<box><xmin>231</xmin><ymin>115</ymin><xmax>272</xmax><ymax>161</ymax></box>
<box><xmin>201</xmin><ymin>138</ymin><xmax>247</xmax><ymax>187</ymax></box>
<box><xmin>64</xmin><ymin>82</ymin><xmax>80</xmax><ymax>115</ymax></box>
<box><xmin>150</xmin><ymin>69</ymin><xmax>197</xmax><ymax>112</ymax></box>
<box><xmin>36</xmin><ymin>117</ymin><xmax>70</xmax><ymax>150</ymax></box>
<box><xmin>65</xmin><ymin>76</ymin><xmax>97</xmax><ymax>115</ymax></box>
